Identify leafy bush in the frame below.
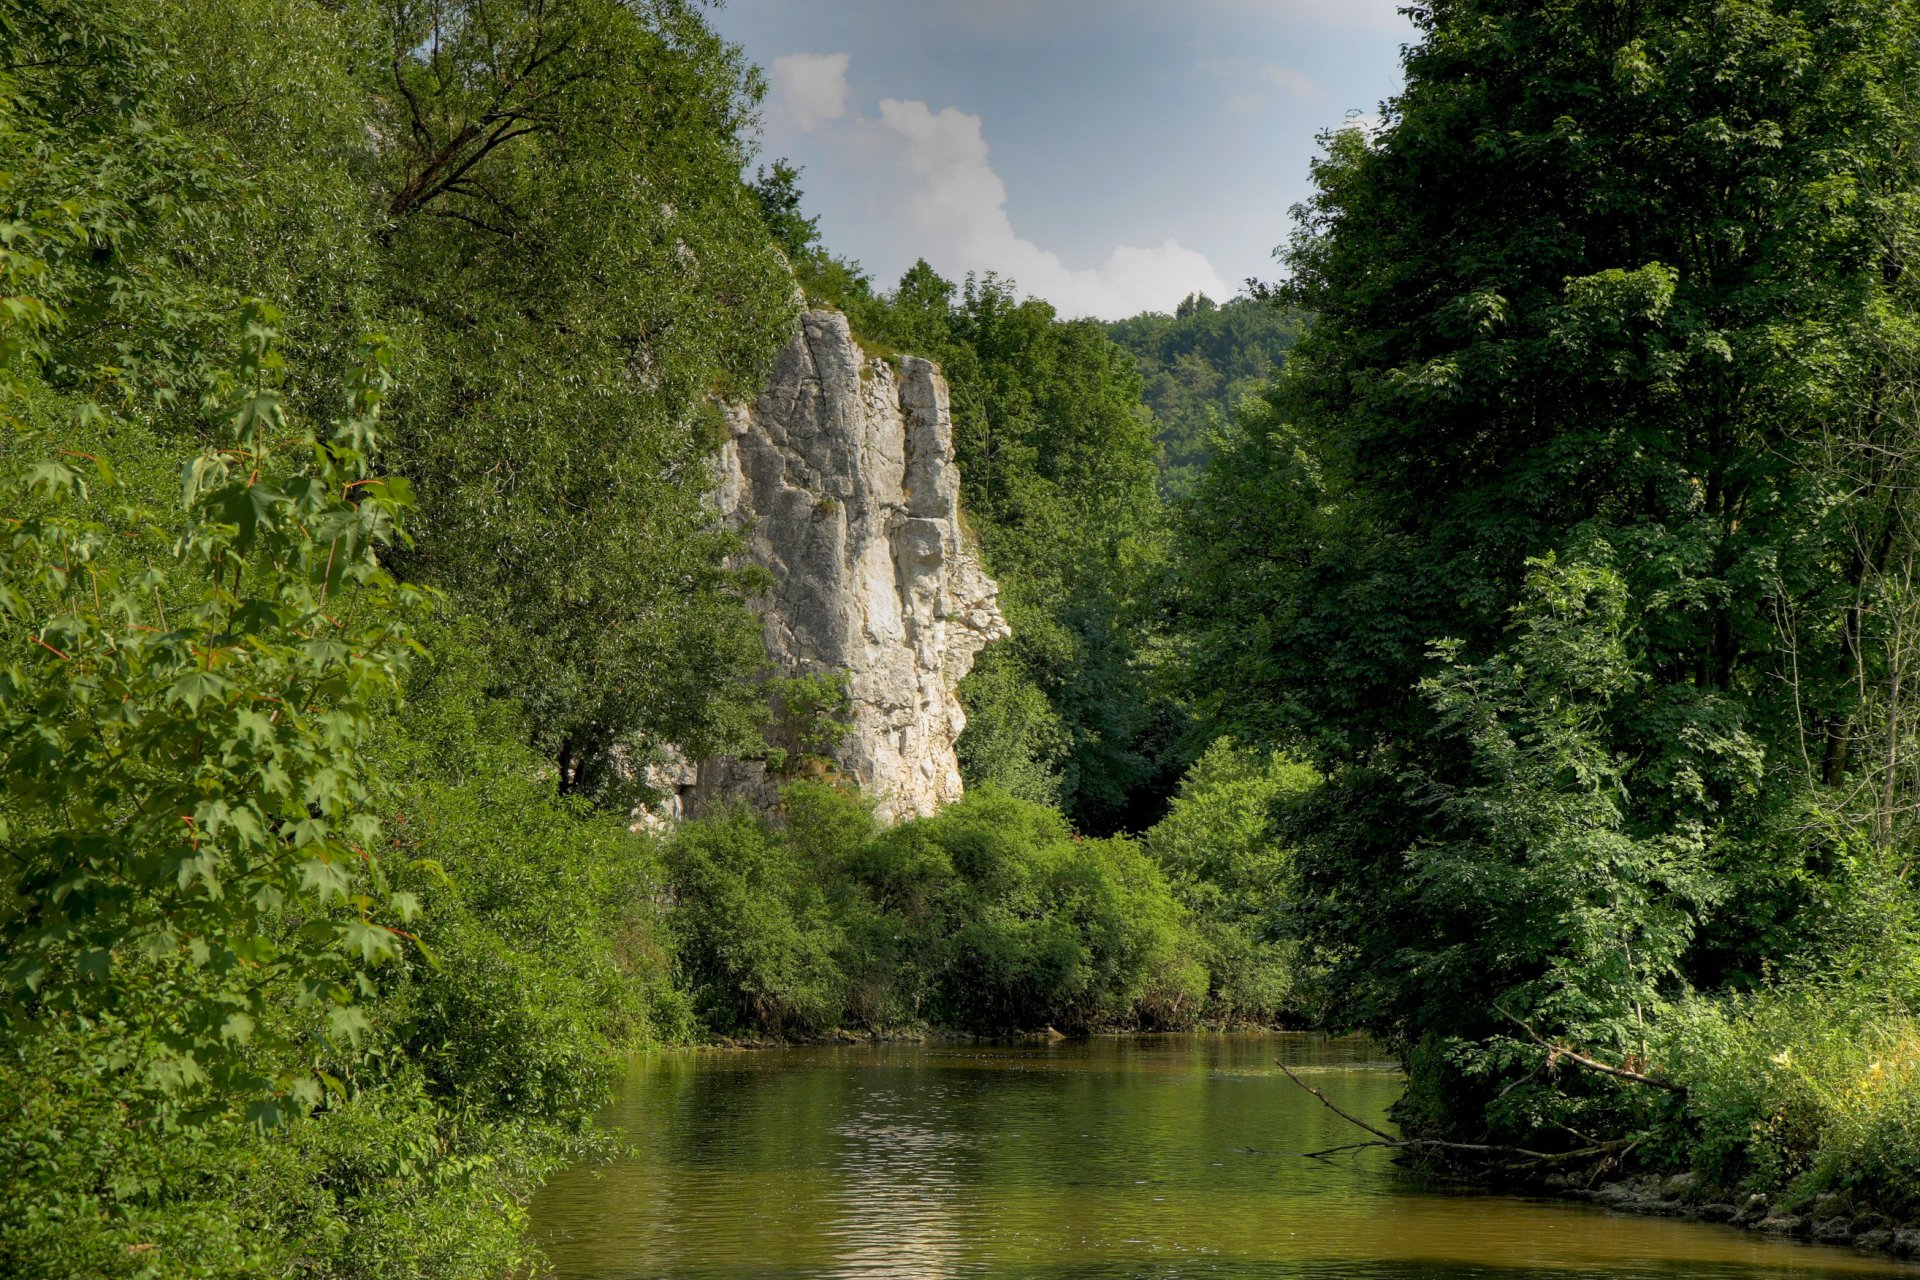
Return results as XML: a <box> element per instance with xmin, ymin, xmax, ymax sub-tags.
<box><xmin>664</xmin><ymin>806</ymin><xmax>850</xmax><ymax>1036</ymax></box>
<box><xmin>0</xmin><ymin>1020</ymin><xmax>560</xmax><ymax>1280</ymax></box>
<box><xmin>1145</xmin><ymin>739</ymin><xmax>1316</xmax><ymax>1023</ymax></box>
<box><xmin>373</xmin><ymin>618</ymin><xmax>690</xmax><ymax>1128</ymax></box>
<box><xmin>1661</xmin><ymin>984</ymin><xmax>1920</xmax><ymax>1219</ymax></box>
<box><xmin>871</xmin><ymin>788</ymin><xmax>1207</xmax><ymax>1031</ymax></box>
<box><xmin>664</xmin><ymin>784</ymin><xmax>1212</xmax><ymax>1036</ymax></box>
<box><xmin>2</xmin><ymin>294</ymin><xmax>424</xmax><ymax>1112</ymax></box>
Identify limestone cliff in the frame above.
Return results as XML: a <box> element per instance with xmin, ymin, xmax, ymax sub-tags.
<box><xmin>650</xmin><ymin>310</ymin><xmax>1008</xmax><ymax>826</ymax></box>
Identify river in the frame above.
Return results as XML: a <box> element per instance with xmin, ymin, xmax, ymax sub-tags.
<box><xmin>530</xmin><ymin>1033</ymin><xmax>1914</xmax><ymax>1280</ymax></box>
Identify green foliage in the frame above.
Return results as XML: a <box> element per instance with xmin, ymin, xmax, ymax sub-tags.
<box><xmin>1180</xmin><ymin>0</ymin><xmax>1920</xmax><ymax>1159</ymax></box>
<box><xmin>852</xmin><ymin>265</ymin><xmax>1179</xmax><ymax>832</ymax></box>
<box><xmin>3</xmin><ymin>295</ymin><xmax>424</xmax><ymax>1115</ymax></box>
<box><xmin>128</xmin><ymin>0</ymin><xmax>802</xmax><ymax>802</ymax></box>
<box><xmin>947</xmin><ymin>280</ymin><xmax>1180</xmax><ymax>832</ymax></box>
<box><xmin>372</xmin><ymin>617</ymin><xmax>690</xmax><ymax>1127</ymax></box>
<box><xmin>0</xmin><ymin>1019</ymin><xmax>563</xmax><ymax>1280</ymax></box>
<box><xmin>364</xmin><ymin>0</ymin><xmax>800</xmax><ymax>797</ymax></box>
<box><xmin>1145</xmin><ymin>739</ymin><xmax>1316</xmax><ymax>1024</ymax></box>
<box><xmin>760</xmin><ymin>670</ymin><xmax>853</xmax><ymax>776</ymax></box>
<box><xmin>664</xmin><ymin>785</ymin><xmax>1225</xmax><ymax>1036</ymax></box>
<box><xmin>1660</xmin><ymin>984</ymin><xmax>1920</xmax><ymax>1219</ymax></box>
<box><xmin>867</xmin><ymin>788</ymin><xmax>1208</xmax><ymax>1030</ymax></box>
<box><xmin>1314</xmin><ymin>554</ymin><xmax>1725</xmax><ymax>1062</ymax></box>
<box><xmin>663</xmin><ymin>804</ymin><xmax>850</xmax><ymax>1035</ymax></box>
<box><xmin>949</xmin><ymin>646</ymin><xmax>1068</xmax><ymax>805</ymax></box>
<box><xmin>1105</xmin><ymin>293</ymin><xmax>1304</xmax><ymax>497</ymax></box>
<box><xmin>0</xmin><ymin>1</ymin><xmax>757</xmax><ymax>1274</ymax></box>
<box><xmin>751</xmin><ymin>159</ymin><xmax>821</xmax><ymax>263</ymax></box>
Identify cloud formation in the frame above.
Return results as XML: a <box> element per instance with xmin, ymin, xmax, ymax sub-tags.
<box><xmin>770</xmin><ymin>52</ymin><xmax>851</xmax><ymax>130</ymax></box>
<box><xmin>1260</xmin><ymin>64</ymin><xmax>1320</xmax><ymax>97</ymax></box>
<box><xmin>773</xmin><ymin>55</ymin><xmax>1229</xmax><ymax>319</ymax></box>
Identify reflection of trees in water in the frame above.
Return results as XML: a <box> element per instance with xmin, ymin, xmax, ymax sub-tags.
<box><xmin>536</xmin><ymin>1039</ymin><xmax>1881</xmax><ymax>1280</ymax></box>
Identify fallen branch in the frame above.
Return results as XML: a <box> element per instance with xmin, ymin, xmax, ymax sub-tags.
<box><xmin>1273</xmin><ymin>1060</ymin><xmax>1395</xmax><ymax>1142</ymax></box>
<box><xmin>1496</xmin><ymin>1006</ymin><xmax>1686</xmax><ymax>1094</ymax></box>
<box><xmin>1276</xmin><ymin>1060</ymin><xmax>1633</xmax><ymax>1169</ymax></box>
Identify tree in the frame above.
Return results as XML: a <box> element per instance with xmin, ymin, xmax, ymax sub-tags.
<box><xmin>1183</xmin><ymin>0</ymin><xmax>1920</xmax><ymax>1144</ymax></box>
<box><xmin>369</xmin><ymin>0</ymin><xmax>799</xmax><ymax>796</ymax></box>
<box><xmin>751</xmin><ymin>158</ymin><xmax>819</xmax><ymax>262</ymax></box>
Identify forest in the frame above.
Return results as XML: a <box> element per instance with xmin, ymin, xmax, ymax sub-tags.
<box><xmin>6</xmin><ymin>0</ymin><xmax>1920</xmax><ymax>1275</ymax></box>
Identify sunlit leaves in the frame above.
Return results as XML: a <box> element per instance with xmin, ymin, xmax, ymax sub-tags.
<box><xmin>0</xmin><ymin>299</ymin><xmax>426</xmax><ymax>1118</ymax></box>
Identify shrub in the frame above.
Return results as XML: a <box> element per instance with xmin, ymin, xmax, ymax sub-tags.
<box><xmin>663</xmin><ymin>808</ymin><xmax>849</xmax><ymax>1035</ymax></box>
<box><xmin>1146</xmin><ymin>739</ymin><xmax>1316</xmax><ymax>1023</ymax></box>
<box><xmin>1660</xmin><ymin>983</ymin><xmax>1920</xmax><ymax>1219</ymax></box>
<box><xmin>373</xmin><ymin>618</ymin><xmax>689</xmax><ymax>1129</ymax></box>
<box><xmin>661</xmin><ymin>784</ymin><xmax>1212</xmax><ymax>1037</ymax></box>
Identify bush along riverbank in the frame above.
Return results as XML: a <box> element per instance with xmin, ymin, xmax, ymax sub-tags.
<box><xmin>659</xmin><ymin>748</ymin><xmax>1312</xmax><ymax>1040</ymax></box>
<box><xmin>1559</xmin><ymin>987</ymin><xmax>1920</xmax><ymax>1258</ymax></box>
<box><xmin>1287</xmin><ymin>979</ymin><xmax>1920</xmax><ymax>1259</ymax></box>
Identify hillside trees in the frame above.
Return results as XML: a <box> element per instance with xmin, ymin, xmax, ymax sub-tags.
<box><xmin>1182</xmin><ymin>0</ymin><xmax>1920</xmax><ymax>1153</ymax></box>
<box><xmin>941</xmin><ymin>279</ymin><xmax>1177</xmax><ymax>833</ymax></box>
<box><xmin>1106</xmin><ymin>293</ymin><xmax>1304</xmax><ymax>497</ymax></box>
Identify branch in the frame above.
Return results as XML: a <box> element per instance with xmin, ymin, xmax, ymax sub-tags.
<box><xmin>424</xmin><ymin>207</ymin><xmax>520</xmax><ymax>241</ymax></box>
<box><xmin>1275</xmin><ymin>1060</ymin><xmax>1626</xmax><ymax>1168</ymax></box>
<box><xmin>1274</xmin><ymin>1060</ymin><xmax>1396</xmax><ymax>1142</ymax></box>
<box><xmin>1497</xmin><ymin>1006</ymin><xmax>1686</xmax><ymax>1094</ymax></box>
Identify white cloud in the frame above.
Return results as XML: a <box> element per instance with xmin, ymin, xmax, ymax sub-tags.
<box><xmin>770</xmin><ymin>52</ymin><xmax>851</xmax><ymax>131</ymax></box>
<box><xmin>1260</xmin><ymin>64</ymin><xmax>1320</xmax><ymax>97</ymax></box>
<box><xmin>832</xmin><ymin>95</ymin><xmax>1228</xmax><ymax>320</ymax></box>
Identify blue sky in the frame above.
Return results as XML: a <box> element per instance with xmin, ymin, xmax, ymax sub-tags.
<box><xmin>708</xmin><ymin>0</ymin><xmax>1416</xmax><ymax>320</ymax></box>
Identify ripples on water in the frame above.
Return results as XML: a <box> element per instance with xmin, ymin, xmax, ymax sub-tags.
<box><xmin>531</xmin><ymin>1034</ymin><xmax>1917</xmax><ymax>1280</ymax></box>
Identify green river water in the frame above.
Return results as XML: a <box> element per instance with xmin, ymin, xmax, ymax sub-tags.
<box><xmin>530</xmin><ymin>1033</ymin><xmax>1917</xmax><ymax>1280</ymax></box>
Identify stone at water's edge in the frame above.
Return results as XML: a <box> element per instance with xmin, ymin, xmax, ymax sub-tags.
<box><xmin>640</xmin><ymin>310</ymin><xmax>1009</xmax><ymax>828</ymax></box>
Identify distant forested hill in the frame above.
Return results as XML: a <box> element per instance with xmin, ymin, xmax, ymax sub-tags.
<box><xmin>1105</xmin><ymin>295</ymin><xmax>1303</xmax><ymax>496</ymax></box>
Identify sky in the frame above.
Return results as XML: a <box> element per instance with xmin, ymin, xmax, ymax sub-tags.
<box><xmin>708</xmin><ymin>0</ymin><xmax>1417</xmax><ymax>321</ymax></box>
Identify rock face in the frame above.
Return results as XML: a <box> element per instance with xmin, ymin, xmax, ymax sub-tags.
<box><xmin>673</xmin><ymin>310</ymin><xmax>1008</xmax><ymax>825</ymax></box>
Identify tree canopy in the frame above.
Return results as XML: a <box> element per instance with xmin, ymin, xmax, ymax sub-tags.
<box><xmin>1180</xmin><ymin>0</ymin><xmax>1920</xmax><ymax>1157</ymax></box>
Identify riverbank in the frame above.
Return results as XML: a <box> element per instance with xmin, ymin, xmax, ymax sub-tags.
<box><xmin>1557</xmin><ymin>1175</ymin><xmax>1920</xmax><ymax>1263</ymax></box>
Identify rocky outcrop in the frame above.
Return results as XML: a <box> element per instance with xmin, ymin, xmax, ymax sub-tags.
<box><xmin>652</xmin><ymin>310</ymin><xmax>1007</xmax><ymax>826</ymax></box>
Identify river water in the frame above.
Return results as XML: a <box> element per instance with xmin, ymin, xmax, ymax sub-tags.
<box><xmin>530</xmin><ymin>1033</ymin><xmax>1914</xmax><ymax>1280</ymax></box>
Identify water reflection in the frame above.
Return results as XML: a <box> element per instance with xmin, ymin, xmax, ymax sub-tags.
<box><xmin>531</xmin><ymin>1034</ymin><xmax>1917</xmax><ymax>1280</ymax></box>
